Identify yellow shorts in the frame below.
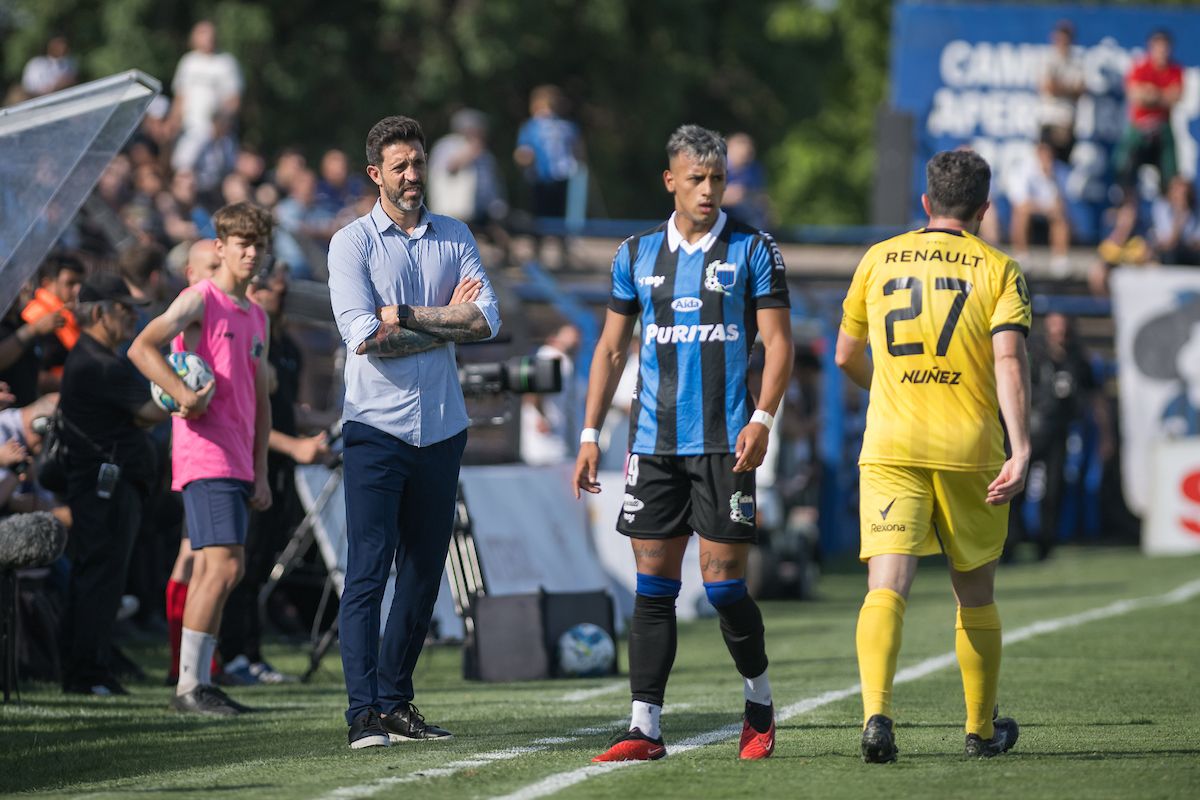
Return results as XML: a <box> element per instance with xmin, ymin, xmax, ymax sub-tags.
<box><xmin>858</xmin><ymin>464</ymin><xmax>1009</xmax><ymax>572</ymax></box>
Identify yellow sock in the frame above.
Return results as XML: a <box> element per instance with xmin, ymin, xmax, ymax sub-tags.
<box><xmin>856</xmin><ymin>588</ymin><xmax>907</xmax><ymax>726</ymax></box>
<box><xmin>956</xmin><ymin>604</ymin><xmax>1002</xmax><ymax>740</ymax></box>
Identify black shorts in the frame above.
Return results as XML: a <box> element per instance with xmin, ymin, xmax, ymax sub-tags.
<box><xmin>616</xmin><ymin>453</ymin><xmax>757</xmax><ymax>544</ymax></box>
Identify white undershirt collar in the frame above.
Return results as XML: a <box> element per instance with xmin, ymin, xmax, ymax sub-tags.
<box><xmin>666</xmin><ymin>210</ymin><xmax>726</xmax><ymax>255</ymax></box>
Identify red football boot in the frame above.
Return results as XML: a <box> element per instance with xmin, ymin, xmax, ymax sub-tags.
<box><xmin>592</xmin><ymin>728</ymin><xmax>667</xmax><ymax>762</ymax></box>
<box><xmin>739</xmin><ymin>701</ymin><xmax>776</xmax><ymax>760</ymax></box>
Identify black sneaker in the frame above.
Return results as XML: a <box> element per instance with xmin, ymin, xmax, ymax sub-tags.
<box><xmin>206</xmin><ymin>685</ymin><xmax>254</xmax><ymax>713</ymax></box>
<box><xmin>965</xmin><ymin>716</ymin><xmax>1019</xmax><ymax>757</ymax></box>
<box><xmin>861</xmin><ymin>714</ymin><xmax>898</xmax><ymax>763</ymax></box>
<box><xmin>380</xmin><ymin>703</ymin><xmax>453</xmax><ymax>742</ymax></box>
<box><xmin>170</xmin><ymin>684</ymin><xmax>242</xmax><ymax>716</ymax></box>
<box><xmin>348</xmin><ymin>709</ymin><xmax>390</xmax><ymax>749</ymax></box>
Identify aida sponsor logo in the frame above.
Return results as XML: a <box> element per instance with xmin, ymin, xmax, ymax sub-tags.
<box><xmin>671</xmin><ymin>297</ymin><xmax>703</xmax><ymax>312</ymax></box>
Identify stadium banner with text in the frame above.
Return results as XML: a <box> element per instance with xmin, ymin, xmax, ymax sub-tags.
<box><xmin>890</xmin><ymin>2</ymin><xmax>1200</xmax><ymax>242</ymax></box>
<box><xmin>1144</xmin><ymin>438</ymin><xmax>1200</xmax><ymax>556</ymax></box>
<box><xmin>1111</xmin><ymin>267</ymin><xmax>1200</xmax><ymax>519</ymax></box>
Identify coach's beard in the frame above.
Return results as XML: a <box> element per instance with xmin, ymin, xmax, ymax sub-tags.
<box><xmin>389</xmin><ymin>181</ymin><xmax>424</xmax><ymax>213</ymax></box>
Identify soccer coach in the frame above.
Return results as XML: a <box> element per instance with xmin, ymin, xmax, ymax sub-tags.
<box><xmin>328</xmin><ymin>115</ymin><xmax>501</xmax><ymax>750</ymax></box>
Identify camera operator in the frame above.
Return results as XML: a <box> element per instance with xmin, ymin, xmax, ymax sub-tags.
<box><xmin>519</xmin><ymin>323</ymin><xmax>580</xmax><ymax>465</ymax></box>
<box><xmin>0</xmin><ymin>392</ymin><xmax>61</xmax><ymax>516</ymax></box>
<box><xmin>58</xmin><ymin>274</ymin><xmax>168</xmax><ymax>696</ymax></box>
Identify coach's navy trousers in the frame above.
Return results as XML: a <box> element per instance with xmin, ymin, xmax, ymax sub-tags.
<box><xmin>339</xmin><ymin>421</ymin><xmax>467</xmax><ymax>725</ymax></box>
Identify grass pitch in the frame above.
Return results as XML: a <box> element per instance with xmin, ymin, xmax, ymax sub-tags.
<box><xmin>3</xmin><ymin>547</ymin><xmax>1199</xmax><ymax>799</ymax></box>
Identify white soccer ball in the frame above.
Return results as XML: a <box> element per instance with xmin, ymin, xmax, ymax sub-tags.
<box><xmin>152</xmin><ymin>351</ymin><xmax>215</xmax><ymax>413</ymax></box>
<box><xmin>557</xmin><ymin>622</ymin><xmax>615</xmax><ymax>677</ymax></box>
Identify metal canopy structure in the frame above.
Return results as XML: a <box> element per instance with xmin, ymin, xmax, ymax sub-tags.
<box><xmin>0</xmin><ymin>70</ymin><xmax>160</xmax><ymax>316</ymax></box>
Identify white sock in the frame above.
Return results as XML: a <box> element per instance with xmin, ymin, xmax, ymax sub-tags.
<box><xmin>744</xmin><ymin>669</ymin><xmax>772</xmax><ymax>706</ymax></box>
<box><xmin>630</xmin><ymin>700</ymin><xmax>662</xmax><ymax>739</ymax></box>
<box><xmin>178</xmin><ymin>627</ymin><xmax>206</xmax><ymax>695</ymax></box>
<box><xmin>198</xmin><ymin>633</ymin><xmax>217</xmax><ymax>687</ymax></box>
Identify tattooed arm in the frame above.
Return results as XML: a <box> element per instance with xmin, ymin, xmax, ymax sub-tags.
<box><xmin>356</xmin><ymin>325</ymin><xmax>446</xmax><ymax>357</ymax></box>
<box><xmin>393</xmin><ymin>233</ymin><xmax>502</xmax><ymax>345</ymax></box>
<box><xmin>404</xmin><ymin>302</ymin><xmax>492</xmax><ymax>343</ymax></box>
<box><xmin>358</xmin><ymin>277</ymin><xmax>486</xmax><ymax>356</ymax></box>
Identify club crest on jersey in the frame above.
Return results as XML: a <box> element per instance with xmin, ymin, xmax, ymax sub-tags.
<box><xmin>705</xmin><ymin>259</ymin><xmax>737</xmax><ymax>294</ymax></box>
<box><xmin>251</xmin><ymin>335</ymin><xmax>264</xmax><ymax>359</ymax></box>
<box><xmin>729</xmin><ymin>491</ymin><xmax>755</xmax><ymax>525</ymax></box>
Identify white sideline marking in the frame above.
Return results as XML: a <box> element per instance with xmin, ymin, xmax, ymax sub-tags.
<box><xmin>488</xmin><ymin>577</ymin><xmax>1200</xmax><ymax>800</ymax></box>
<box><xmin>319</xmin><ymin>702</ymin><xmax>700</xmax><ymax>800</ymax></box>
<box><xmin>559</xmin><ymin>681</ymin><xmax>625</xmax><ymax>702</ymax></box>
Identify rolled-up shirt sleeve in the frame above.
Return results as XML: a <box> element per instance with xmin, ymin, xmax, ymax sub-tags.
<box><xmin>327</xmin><ymin>227</ymin><xmax>382</xmax><ymax>352</ymax></box>
<box><xmin>457</xmin><ymin>231</ymin><xmax>502</xmax><ymax>340</ymax></box>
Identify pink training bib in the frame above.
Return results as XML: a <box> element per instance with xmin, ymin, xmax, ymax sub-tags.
<box><xmin>171</xmin><ymin>279</ymin><xmax>267</xmax><ymax>491</ymax></box>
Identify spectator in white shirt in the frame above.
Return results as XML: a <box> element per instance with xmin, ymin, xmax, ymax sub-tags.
<box><xmin>1038</xmin><ymin>21</ymin><xmax>1085</xmax><ymax>164</ymax></box>
<box><xmin>1010</xmin><ymin>142</ymin><xmax>1072</xmax><ymax>275</ymax></box>
<box><xmin>170</xmin><ymin>20</ymin><xmax>243</xmax><ymax>173</ymax></box>
<box><xmin>1152</xmin><ymin>177</ymin><xmax>1200</xmax><ymax>266</ymax></box>
<box><xmin>21</xmin><ymin>35</ymin><xmax>77</xmax><ymax>98</ymax></box>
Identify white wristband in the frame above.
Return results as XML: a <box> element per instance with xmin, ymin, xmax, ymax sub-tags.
<box><xmin>750</xmin><ymin>409</ymin><xmax>774</xmax><ymax>431</ymax></box>
<box><xmin>580</xmin><ymin>427</ymin><xmax>601</xmax><ymax>444</ymax></box>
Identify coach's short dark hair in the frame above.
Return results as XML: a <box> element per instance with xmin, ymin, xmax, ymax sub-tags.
<box><xmin>666</xmin><ymin>125</ymin><xmax>726</xmax><ymax>167</ymax></box>
<box><xmin>366</xmin><ymin>116</ymin><xmax>426</xmax><ymax>167</ymax></box>
<box><xmin>926</xmin><ymin>150</ymin><xmax>991</xmax><ymax>221</ymax></box>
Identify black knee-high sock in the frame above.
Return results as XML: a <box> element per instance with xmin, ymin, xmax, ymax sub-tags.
<box><xmin>716</xmin><ymin>594</ymin><xmax>768</xmax><ymax>679</ymax></box>
<box><xmin>629</xmin><ymin>594</ymin><xmax>677</xmax><ymax>705</ymax></box>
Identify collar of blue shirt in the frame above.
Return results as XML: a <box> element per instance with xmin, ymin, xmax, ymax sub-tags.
<box><xmin>370</xmin><ymin>201</ymin><xmax>433</xmax><ymax>239</ymax></box>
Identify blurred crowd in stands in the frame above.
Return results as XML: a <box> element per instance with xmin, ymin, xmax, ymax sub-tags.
<box><xmin>0</xmin><ymin>15</ymin><xmax>1151</xmax><ymax>694</ymax></box>
<box><xmin>975</xmin><ymin>23</ymin><xmax>1195</xmax><ymax>294</ymax></box>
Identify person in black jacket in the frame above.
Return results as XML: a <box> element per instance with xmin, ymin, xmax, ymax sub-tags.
<box><xmin>59</xmin><ymin>274</ymin><xmax>168</xmax><ymax>695</ymax></box>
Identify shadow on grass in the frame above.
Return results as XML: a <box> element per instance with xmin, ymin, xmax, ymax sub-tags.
<box><xmin>70</xmin><ymin>785</ymin><xmax>275</xmax><ymax>794</ymax></box>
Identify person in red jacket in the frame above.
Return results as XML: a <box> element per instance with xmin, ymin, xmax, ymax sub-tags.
<box><xmin>1098</xmin><ymin>30</ymin><xmax>1185</xmax><ymax>275</ymax></box>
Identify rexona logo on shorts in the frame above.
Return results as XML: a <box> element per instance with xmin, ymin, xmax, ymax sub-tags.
<box><xmin>644</xmin><ymin>322</ymin><xmax>740</xmax><ymax>345</ymax></box>
<box><xmin>671</xmin><ymin>296</ymin><xmax>703</xmax><ymax>312</ymax></box>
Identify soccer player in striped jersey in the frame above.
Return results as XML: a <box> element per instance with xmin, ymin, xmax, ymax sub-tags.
<box><xmin>573</xmin><ymin>125</ymin><xmax>793</xmax><ymax>762</ymax></box>
<box><xmin>835</xmin><ymin>150</ymin><xmax>1032</xmax><ymax>762</ymax></box>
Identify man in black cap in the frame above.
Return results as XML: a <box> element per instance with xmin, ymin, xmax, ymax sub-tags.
<box><xmin>59</xmin><ymin>273</ymin><xmax>170</xmax><ymax>695</ymax></box>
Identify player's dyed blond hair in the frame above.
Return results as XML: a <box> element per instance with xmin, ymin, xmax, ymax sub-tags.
<box><xmin>666</xmin><ymin>124</ymin><xmax>726</xmax><ymax>168</ymax></box>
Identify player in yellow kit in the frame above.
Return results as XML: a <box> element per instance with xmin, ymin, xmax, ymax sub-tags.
<box><xmin>835</xmin><ymin>150</ymin><xmax>1032</xmax><ymax>762</ymax></box>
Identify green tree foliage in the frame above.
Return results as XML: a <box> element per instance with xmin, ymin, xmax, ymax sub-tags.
<box><xmin>0</xmin><ymin>0</ymin><xmax>1190</xmax><ymax>226</ymax></box>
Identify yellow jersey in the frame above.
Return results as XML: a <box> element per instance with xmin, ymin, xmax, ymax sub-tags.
<box><xmin>841</xmin><ymin>227</ymin><xmax>1031</xmax><ymax>471</ymax></box>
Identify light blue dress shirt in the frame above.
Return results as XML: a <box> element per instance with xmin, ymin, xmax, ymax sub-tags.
<box><xmin>328</xmin><ymin>202</ymin><xmax>501</xmax><ymax>446</ymax></box>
